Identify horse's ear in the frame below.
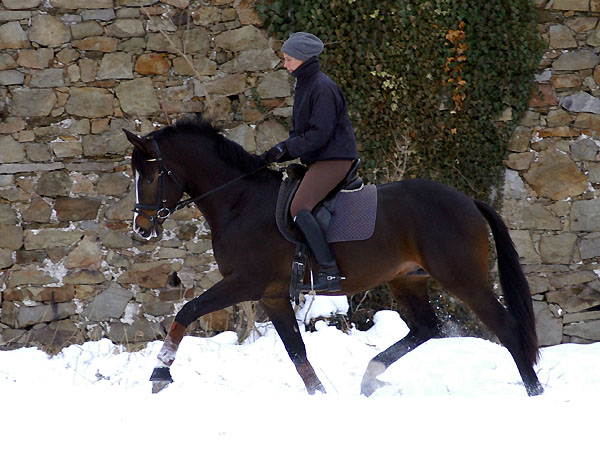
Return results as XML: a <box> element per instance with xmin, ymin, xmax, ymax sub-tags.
<box><xmin>123</xmin><ymin>129</ymin><xmax>151</xmax><ymax>156</ymax></box>
<box><xmin>123</xmin><ymin>129</ymin><xmax>144</xmax><ymax>148</ymax></box>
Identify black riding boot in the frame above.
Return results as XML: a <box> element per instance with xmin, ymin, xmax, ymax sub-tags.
<box><xmin>294</xmin><ymin>209</ymin><xmax>344</xmax><ymax>293</ymax></box>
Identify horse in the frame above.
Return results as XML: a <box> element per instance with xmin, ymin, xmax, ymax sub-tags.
<box><xmin>124</xmin><ymin>114</ymin><xmax>544</xmax><ymax>397</ymax></box>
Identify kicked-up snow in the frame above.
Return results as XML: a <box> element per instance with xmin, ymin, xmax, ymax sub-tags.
<box><xmin>0</xmin><ymin>299</ymin><xmax>598</xmax><ymax>452</ymax></box>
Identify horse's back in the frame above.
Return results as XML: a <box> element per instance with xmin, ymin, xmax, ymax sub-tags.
<box><xmin>379</xmin><ymin>178</ymin><xmax>477</xmax><ymax>207</ymax></box>
<box><xmin>373</xmin><ymin>178</ymin><xmax>490</xmax><ymax>261</ymax></box>
<box><xmin>377</xmin><ymin>178</ymin><xmax>485</xmax><ymax>223</ymax></box>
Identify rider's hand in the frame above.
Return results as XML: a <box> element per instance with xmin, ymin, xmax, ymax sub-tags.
<box><xmin>260</xmin><ymin>142</ymin><xmax>289</xmax><ymax>164</ymax></box>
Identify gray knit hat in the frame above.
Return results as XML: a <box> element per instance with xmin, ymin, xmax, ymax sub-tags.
<box><xmin>281</xmin><ymin>32</ymin><xmax>324</xmax><ymax>61</ymax></box>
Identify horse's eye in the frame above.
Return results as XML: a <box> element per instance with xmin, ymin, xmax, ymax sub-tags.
<box><xmin>146</xmin><ymin>177</ymin><xmax>154</xmax><ymax>185</ymax></box>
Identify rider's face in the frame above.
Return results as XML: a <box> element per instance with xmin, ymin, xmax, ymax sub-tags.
<box><xmin>283</xmin><ymin>53</ymin><xmax>304</xmax><ymax>72</ymax></box>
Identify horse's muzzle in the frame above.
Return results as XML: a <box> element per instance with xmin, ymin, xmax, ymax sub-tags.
<box><xmin>133</xmin><ymin>216</ymin><xmax>163</xmax><ymax>240</ymax></box>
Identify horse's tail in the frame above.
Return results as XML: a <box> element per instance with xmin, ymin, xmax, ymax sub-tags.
<box><xmin>474</xmin><ymin>199</ymin><xmax>539</xmax><ymax>366</ymax></box>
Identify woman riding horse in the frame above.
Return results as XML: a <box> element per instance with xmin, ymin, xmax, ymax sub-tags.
<box><xmin>128</xmin><ymin>114</ymin><xmax>544</xmax><ymax>397</ymax></box>
<box><xmin>127</xmin><ymin>32</ymin><xmax>544</xmax><ymax>397</ymax></box>
<box><xmin>259</xmin><ymin>32</ymin><xmax>358</xmax><ymax>293</ymax></box>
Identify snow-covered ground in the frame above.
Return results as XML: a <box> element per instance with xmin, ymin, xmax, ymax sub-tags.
<box><xmin>0</xmin><ymin>297</ymin><xmax>598</xmax><ymax>451</ymax></box>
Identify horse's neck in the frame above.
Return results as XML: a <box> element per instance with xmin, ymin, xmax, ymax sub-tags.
<box><xmin>174</xmin><ymin>140</ymin><xmax>240</xmax><ymax>197</ymax></box>
<box><xmin>168</xmin><ymin>137</ymin><xmax>280</xmax><ymax>232</ymax></box>
<box><xmin>187</xmin><ymin>162</ymin><xmax>280</xmax><ymax>233</ymax></box>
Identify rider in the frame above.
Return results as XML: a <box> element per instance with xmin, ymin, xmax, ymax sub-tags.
<box><xmin>259</xmin><ymin>32</ymin><xmax>358</xmax><ymax>292</ymax></box>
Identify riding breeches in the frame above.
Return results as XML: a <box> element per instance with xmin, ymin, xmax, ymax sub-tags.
<box><xmin>290</xmin><ymin>159</ymin><xmax>353</xmax><ymax>219</ymax></box>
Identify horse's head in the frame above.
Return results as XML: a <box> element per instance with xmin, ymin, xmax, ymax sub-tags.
<box><xmin>124</xmin><ymin>129</ymin><xmax>184</xmax><ymax>240</ymax></box>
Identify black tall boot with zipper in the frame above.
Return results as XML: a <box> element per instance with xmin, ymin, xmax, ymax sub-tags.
<box><xmin>294</xmin><ymin>209</ymin><xmax>344</xmax><ymax>293</ymax></box>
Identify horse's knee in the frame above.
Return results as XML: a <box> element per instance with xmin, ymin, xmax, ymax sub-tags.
<box><xmin>174</xmin><ymin>299</ymin><xmax>200</xmax><ymax>327</ymax></box>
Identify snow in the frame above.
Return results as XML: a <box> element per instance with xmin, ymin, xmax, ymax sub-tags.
<box><xmin>296</xmin><ymin>294</ymin><xmax>350</xmax><ymax>324</ymax></box>
<box><xmin>1</xmin><ymin>301</ymin><xmax>598</xmax><ymax>451</ymax></box>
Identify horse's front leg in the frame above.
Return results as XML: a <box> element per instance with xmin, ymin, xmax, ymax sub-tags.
<box><xmin>150</xmin><ymin>276</ymin><xmax>256</xmax><ymax>394</ymax></box>
<box><xmin>261</xmin><ymin>297</ymin><xmax>326</xmax><ymax>395</ymax></box>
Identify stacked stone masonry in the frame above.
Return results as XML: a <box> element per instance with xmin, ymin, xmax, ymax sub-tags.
<box><xmin>505</xmin><ymin>0</ymin><xmax>600</xmax><ymax>345</ymax></box>
<box><xmin>1</xmin><ymin>0</ymin><xmax>599</xmax><ymax>351</ymax></box>
<box><xmin>0</xmin><ymin>0</ymin><xmax>291</xmax><ymax>350</ymax></box>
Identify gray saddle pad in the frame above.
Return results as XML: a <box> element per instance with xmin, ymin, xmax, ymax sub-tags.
<box><xmin>326</xmin><ymin>184</ymin><xmax>377</xmax><ymax>242</ymax></box>
<box><xmin>276</xmin><ymin>174</ymin><xmax>377</xmax><ymax>244</ymax></box>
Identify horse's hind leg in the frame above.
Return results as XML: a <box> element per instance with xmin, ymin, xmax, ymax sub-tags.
<box><xmin>445</xmin><ymin>283</ymin><xmax>543</xmax><ymax>395</ymax></box>
<box><xmin>431</xmin><ymin>259</ymin><xmax>543</xmax><ymax>395</ymax></box>
<box><xmin>261</xmin><ymin>297</ymin><xmax>326</xmax><ymax>394</ymax></box>
<box><xmin>361</xmin><ymin>275</ymin><xmax>441</xmax><ymax>396</ymax></box>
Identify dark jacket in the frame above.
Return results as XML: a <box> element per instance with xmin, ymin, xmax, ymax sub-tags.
<box><xmin>284</xmin><ymin>57</ymin><xmax>358</xmax><ymax>166</ymax></box>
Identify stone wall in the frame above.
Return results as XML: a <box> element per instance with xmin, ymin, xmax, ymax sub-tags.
<box><xmin>0</xmin><ymin>0</ymin><xmax>291</xmax><ymax>350</ymax></box>
<box><xmin>505</xmin><ymin>0</ymin><xmax>600</xmax><ymax>345</ymax></box>
<box><xmin>2</xmin><ymin>0</ymin><xmax>600</xmax><ymax>352</ymax></box>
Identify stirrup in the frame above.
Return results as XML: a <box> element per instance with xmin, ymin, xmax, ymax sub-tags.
<box><xmin>298</xmin><ymin>272</ymin><xmax>345</xmax><ymax>293</ymax></box>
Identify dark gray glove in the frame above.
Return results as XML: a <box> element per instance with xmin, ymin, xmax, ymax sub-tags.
<box><xmin>260</xmin><ymin>142</ymin><xmax>290</xmax><ymax>164</ymax></box>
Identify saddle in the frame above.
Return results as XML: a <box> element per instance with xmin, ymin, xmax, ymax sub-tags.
<box><xmin>276</xmin><ymin>159</ymin><xmax>365</xmax><ymax>245</ymax></box>
<box><xmin>275</xmin><ymin>159</ymin><xmax>377</xmax><ymax>302</ymax></box>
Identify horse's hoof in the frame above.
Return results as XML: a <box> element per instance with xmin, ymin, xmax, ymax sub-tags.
<box><xmin>308</xmin><ymin>382</ymin><xmax>327</xmax><ymax>395</ymax></box>
<box><xmin>360</xmin><ymin>378</ymin><xmax>388</xmax><ymax>397</ymax></box>
<box><xmin>360</xmin><ymin>360</ymin><xmax>388</xmax><ymax>396</ymax></box>
<box><xmin>152</xmin><ymin>379</ymin><xmax>171</xmax><ymax>394</ymax></box>
<box><xmin>150</xmin><ymin>366</ymin><xmax>173</xmax><ymax>394</ymax></box>
<box><xmin>526</xmin><ymin>381</ymin><xmax>544</xmax><ymax>397</ymax></box>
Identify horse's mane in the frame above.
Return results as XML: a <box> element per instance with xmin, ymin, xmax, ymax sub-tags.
<box><xmin>150</xmin><ymin>114</ymin><xmax>264</xmax><ymax>173</ymax></box>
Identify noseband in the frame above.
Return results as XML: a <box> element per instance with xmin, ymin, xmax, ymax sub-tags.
<box><xmin>133</xmin><ymin>140</ymin><xmax>187</xmax><ymax>231</ymax></box>
<box><xmin>133</xmin><ymin>139</ymin><xmax>269</xmax><ymax>231</ymax></box>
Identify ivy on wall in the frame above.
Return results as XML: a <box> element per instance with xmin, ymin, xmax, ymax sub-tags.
<box><xmin>257</xmin><ymin>0</ymin><xmax>543</xmax><ymax>201</ymax></box>
<box><xmin>257</xmin><ymin>0</ymin><xmax>544</xmax><ymax>335</ymax></box>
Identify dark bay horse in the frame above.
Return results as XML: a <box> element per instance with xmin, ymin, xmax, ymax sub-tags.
<box><xmin>124</xmin><ymin>115</ymin><xmax>544</xmax><ymax>397</ymax></box>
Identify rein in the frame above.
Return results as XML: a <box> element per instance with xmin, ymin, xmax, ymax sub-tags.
<box><xmin>133</xmin><ymin>140</ymin><xmax>269</xmax><ymax>226</ymax></box>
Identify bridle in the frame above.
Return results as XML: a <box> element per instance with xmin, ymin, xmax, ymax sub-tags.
<box><xmin>133</xmin><ymin>139</ymin><xmax>268</xmax><ymax>232</ymax></box>
<box><xmin>132</xmin><ymin>140</ymin><xmax>186</xmax><ymax>231</ymax></box>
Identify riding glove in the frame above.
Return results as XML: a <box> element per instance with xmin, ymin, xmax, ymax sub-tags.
<box><xmin>260</xmin><ymin>142</ymin><xmax>290</xmax><ymax>164</ymax></box>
